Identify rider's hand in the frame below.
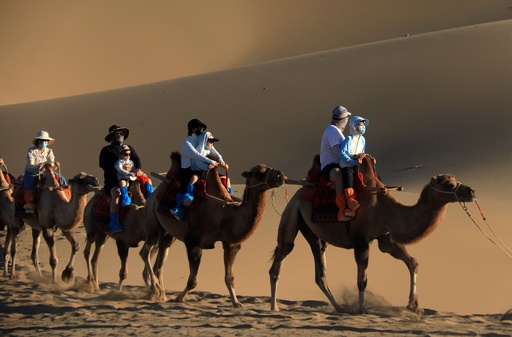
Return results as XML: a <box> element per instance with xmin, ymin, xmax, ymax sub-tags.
<box><xmin>220</xmin><ymin>162</ymin><xmax>229</xmax><ymax>170</ymax></box>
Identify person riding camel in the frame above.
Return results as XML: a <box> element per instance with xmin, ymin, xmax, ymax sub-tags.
<box><xmin>339</xmin><ymin>116</ymin><xmax>370</xmax><ymax>221</ymax></box>
<box><xmin>115</xmin><ymin>145</ymin><xmax>153</xmax><ymax>207</ymax></box>
<box><xmin>100</xmin><ymin>124</ymin><xmax>146</xmax><ymax>233</ymax></box>
<box><xmin>23</xmin><ymin>131</ymin><xmax>66</xmax><ymax>213</ymax></box>
<box><xmin>171</xmin><ymin>119</ymin><xmax>225</xmax><ymax>220</ymax></box>
<box><xmin>319</xmin><ymin>106</ymin><xmax>351</xmax><ymax>222</ymax></box>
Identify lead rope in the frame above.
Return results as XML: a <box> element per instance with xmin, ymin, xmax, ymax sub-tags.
<box><xmin>270</xmin><ymin>184</ymin><xmax>289</xmax><ymax>216</ymax></box>
<box><xmin>458</xmin><ymin>198</ymin><xmax>512</xmax><ymax>258</ymax></box>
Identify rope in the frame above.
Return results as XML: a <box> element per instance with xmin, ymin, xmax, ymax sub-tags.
<box><xmin>459</xmin><ymin>199</ymin><xmax>512</xmax><ymax>258</ymax></box>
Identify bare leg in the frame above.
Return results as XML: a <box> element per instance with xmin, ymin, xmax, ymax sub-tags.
<box><xmin>222</xmin><ymin>242</ymin><xmax>242</xmax><ymax>308</ymax></box>
<box><xmin>110</xmin><ymin>187</ymin><xmax>120</xmax><ymax>213</ymax></box>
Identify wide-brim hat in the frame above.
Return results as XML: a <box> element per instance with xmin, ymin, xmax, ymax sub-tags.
<box><xmin>105</xmin><ymin>124</ymin><xmax>130</xmax><ymax>142</ymax></box>
<box><xmin>32</xmin><ymin>130</ymin><xmax>55</xmax><ymax>145</ymax></box>
<box><xmin>187</xmin><ymin>119</ymin><xmax>207</xmax><ymax>132</ymax></box>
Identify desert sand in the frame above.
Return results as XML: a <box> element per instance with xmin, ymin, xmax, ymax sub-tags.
<box><xmin>1</xmin><ymin>1</ymin><xmax>512</xmax><ymax>336</ymax></box>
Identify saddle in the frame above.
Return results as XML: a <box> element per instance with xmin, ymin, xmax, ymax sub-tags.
<box><xmin>14</xmin><ymin>174</ymin><xmax>69</xmax><ymax>218</ymax></box>
<box><xmin>156</xmin><ymin>171</ymin><xmax>229</xmax><ymax>219</ymax></box>
<box><xmin>92</xmin><ymin>189</ymin><xmax>133</xmax><ymax>232</ymax></box>
<box><xmin>302</xmin><ymin>168</ymin><xmax>366</xmax><ymax>222</ymax></box>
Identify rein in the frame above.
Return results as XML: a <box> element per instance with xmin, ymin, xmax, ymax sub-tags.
<box><xmin>458</xmin><ymin>198</ymin><xmax>512</xmax><ymax>259</ymax></box>
<box><xmin>434</xmin><ymin>182</ymin><xmax>512</xmax><ymax>258</ymax></box>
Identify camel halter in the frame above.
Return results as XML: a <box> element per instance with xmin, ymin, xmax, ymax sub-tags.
<box><xmin>431</xmin><ymin>181</ymin><xmax>512</xmax><ymax>258</ymax></box>
<box><xmin>246</xmin><ymin>167</ymin><xmax>275</xmax><ymax>189</ymax></box>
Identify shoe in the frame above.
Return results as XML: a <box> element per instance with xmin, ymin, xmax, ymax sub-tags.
<box><xmin>170</xmin><ymin>206</ymin><xmax>184</xmax><ymax>221</ymax></box>
<box><xmin>23</xmin><ymin>203</ymin><xmax>35</xmax><ymax>214</ymax></box>
<box><xmin>182</xmin><ymin>184</ymin><xmax>195</xmax><ymax>207</ymax></box>
<box><xmin>109</xmin><ymin>222</ymin><xmax>123</xmax><ymax>233</ymax></box>
<box><xmin>227</xmin><ymin>187</ymin><xmax>233</xmax><ymax>194</ymax></box>
<box><xmin>120</xmin><ymin>186</ymin><xmax>131</xmax><ymax>206</ymax></box>
<box><xmin>146</xmin><ymin>183</ymin><xmax>154</xmax><ymax>196</ymax></box>
<box><xmin>108</xmin><ymin>212</ymin><xmax>123</xmax><ymax>233</ymax></box>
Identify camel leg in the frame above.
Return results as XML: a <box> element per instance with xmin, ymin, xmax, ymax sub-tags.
<box><xmin>39</xmin><ymin>226</ymin><xmax>58</xmax><ymax>283</ymax></box>
<box><xmin>153</xmin><ymin>233</ymin><xmax>174</xmax><ymax>288</ymax></box>
<box><xmin>116</xmin><ymin>239</ymin><xmax>129</xmax><ymax>291</ymax></box>
<box><xmin>60</xmin><ymin>230</ymin><xmax>79</xmax><ymax>283</ymax></box>
<box><xmin>175</xmin><ymin>239</ymin><xmax>202</xmax><ymax>303</ymax></box>
<box><xmin>7</xmin><ymin>225</ymin><xmax>20</xmax><ymax>279</ymax></box>
<box><xmin>300</xmin><ymin>224</ymin><xmax>345</xmax><ymax>313</ymax></box>
<box><xmin>269</xmin><ymin>207</ymin><xmax>301</xmax><ymax>311</ymax></box>
<box><xmin>30</xmin><ymin>227</ymin><xmax>42</xmax><ymax>276</ymax></box>
<box><xmin>222</xmin><ymin>242</ymin><xmax>242</xmax><ymax>308</ymax></box>
<box><xmin>377</xmin><ymin>235</ymin><xmax>422</xmax><ymax>315</ymax></box>
<box><xmin>353</xmin><ymin>237</ymin><xmax>370</xmax><ymax>314</ymax></box>
<box><xmin>2</xmin><ymin>225</ymin><xmax>12</xmax><ymax>277</ymax></box>
<box><xmin>84</xmin><ymin>230</ymin><xmax>108</xmax><ymax>291</ymax></box>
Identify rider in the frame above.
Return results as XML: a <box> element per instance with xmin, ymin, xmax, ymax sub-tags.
<box><xmin>23</xmin><ymin>131</ymin><xmax>65</xmax><ymax>213</ymax></box>
<box><xmin>114</xmin><ymin>145</ymin><xmax>153</xmax><ymax>207</ymax></box>
<box><xmin>100</xmin><ymin>124</ymin><xmax>144</xmax><ymax>233</ymax></box>
<box><xmin>339</xmin><ymin>116</ymin><xmax>370</xmax><ymax>220</ymax></box>
<box><xmin>170</xmin><ymin>119</ymin><xmax>222</xmax><ymax>220</ymax></box>
<box><xmin>319</xmin><ymin>106</ymin><xmax>351</xmax><ymax>221</ymax></box>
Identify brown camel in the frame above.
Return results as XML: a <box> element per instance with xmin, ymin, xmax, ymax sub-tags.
<box><xmin>1</xmin><ymin>167</ymin><xmax>40</xmax><ymax>278</ymax></box>
<box><xmin>0</xmin><ymin>168</ymin><xmax>16</xmax><ymax>275</ymax></box>
<box><xmin>83</xmin><ymin>179</ymin><xmax>151</xmax><ymax>292</ymax></box>
<box><xmin>140</xmin><ymin>152</ymin><xmax>286</xmax><ymax>307</ymax></box>
<box><xmin>269</xmin><ymin>155</ymin><xmax>475</xmax><ymax>314</ymax></box>
<box><xmin>10</xmin><ymin>164</ymin><xmax>101</xmax><ymax>282</ymax></box>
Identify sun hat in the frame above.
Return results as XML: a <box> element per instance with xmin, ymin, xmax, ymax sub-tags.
<box><xmin>207</xmin><ymin>133</ymin><xmax>219</xmax><ymax>142</ymax></box>
<box><xmin>332</xmin><ymin>106</ymin><xmax>351</xmax><ymax>120</ymax></box>
<box><xmin>105</xmin><ymin>124</ymin><xmax>130</xmax><ymax>142</ymax></box>
<box><xmin>187</xmin><ymin>119</ymin><xmax>207</xmax><ymax>132</ymax></box>
<box><xmin>32</xmin><ymin>130</ymin><xmax>55</xmax><ymax>145</ymax></box>
<box><xmin>119</xmin><ymin>145</ymin><xmax>131</xmax><ymax>154</ymax></box>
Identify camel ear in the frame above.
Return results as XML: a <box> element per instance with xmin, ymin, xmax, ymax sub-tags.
<box><xmin>241</xmin><ymin>171</ymin><xmax>252</xmax><ymax>178</ymax></box>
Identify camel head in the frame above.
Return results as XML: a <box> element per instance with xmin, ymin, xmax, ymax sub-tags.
<box><xmin>429</xmin><ymin>174</ymin><xmax>475</xmax><ymax>203</ymax></box>
<box><xmin>68</xmin><ymin>172</ymin><xmax>102</xmax><ymax>194</ymax></box>
<box><xmin>242</xmin><ymin>164</ymin><xmax>286</xmax><ymax>191</ymax></box>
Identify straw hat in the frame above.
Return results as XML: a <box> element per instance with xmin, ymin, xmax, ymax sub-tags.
<box><xmin>32</xmin><ymin>130</ymin><xmax>55</xmax><ymax>145</ymax></box>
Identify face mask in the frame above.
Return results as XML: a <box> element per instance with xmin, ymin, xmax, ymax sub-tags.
<box><xmin>204</xmin><ymin>145</ymin><xmax>210</xmax><ymax>151</ymax></box>
<box><xmin>357</xmin><ymin>125</ymin><xmax>366</xmax><ymax>135</ymax></box>
<box><xmin>39</xmin><ymin>141</ymin><xmax>48</xmax><ymax>148</ymax></box>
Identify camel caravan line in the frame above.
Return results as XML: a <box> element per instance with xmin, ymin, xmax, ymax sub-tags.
<box><xmin>1</xmin><ymin>151</ymin><xmax>491</xmax><ymax>316</ymax></box>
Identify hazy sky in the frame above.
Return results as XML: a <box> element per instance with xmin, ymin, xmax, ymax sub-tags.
<box><xmin>1</xmin><ymin>0</ymin><xmax>511</xmax><ymax>106</ymax></box>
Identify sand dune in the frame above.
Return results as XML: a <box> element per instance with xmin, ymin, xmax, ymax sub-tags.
<box><xmin>1</xmin><ymin>3</ymin><xmax>512</xmax><ymax>336</ymax></box>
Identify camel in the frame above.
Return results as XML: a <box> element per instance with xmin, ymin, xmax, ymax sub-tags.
<box><xmin>9</xmin><ymin>163</ymin><xmax>101</xmax><ymax>282</ymax></box>
<box><xmin>0</xmin><ymin>167</ymin><xmax>16</xmax><ymax>275</ymax></box>
<box><xmin>269</xmin><ymin>155</ymin><xmax>475</xmax><ymax>315</ymax></box>
<box><xmin>83</xmin><ymin>179</ymin><xmax>151</xmax><ymax>292</ymax></box>
<box><xmin>140</xmin><ymin>152</ymin><xmax>286</xmax><ymax>307</ymax></box>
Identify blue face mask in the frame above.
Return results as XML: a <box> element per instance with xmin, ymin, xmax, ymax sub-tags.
<box><xmin>357</xmin><ymin>125</ymin><xmax>366</xmax><ymax>135</ymax></box>
<box><xmin>39</xmin><ymin>141</ymin><xmax>48</xmax><ymax>148</ymax></box>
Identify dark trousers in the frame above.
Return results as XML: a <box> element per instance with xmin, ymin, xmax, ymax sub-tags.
<box><xmin>341</xmin><ymin>166</ymin><xmax>356</xmax><ymax>189</ymax></box>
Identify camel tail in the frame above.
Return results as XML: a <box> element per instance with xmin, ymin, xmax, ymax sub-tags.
<box><xmin>269</xmin><ymin>246</ymin><xmax>278</xmax><ymax>263</ymax></box>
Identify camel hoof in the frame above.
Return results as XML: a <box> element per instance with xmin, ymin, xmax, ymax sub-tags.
<box><xmin>61</xmin><ymin>268</ymin><xmax>75</xmax><ymax>283</ymax></box>
<box><xmin>232</xmin><ymin>302</ymin><xmax>243</xmax><ymax>309</ymax></box>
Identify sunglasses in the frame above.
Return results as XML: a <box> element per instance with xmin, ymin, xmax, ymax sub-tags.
<box><xmin>122</xmin><ymin>152</ymin><xmax>131</xmax><ymax>156</ymax></box>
